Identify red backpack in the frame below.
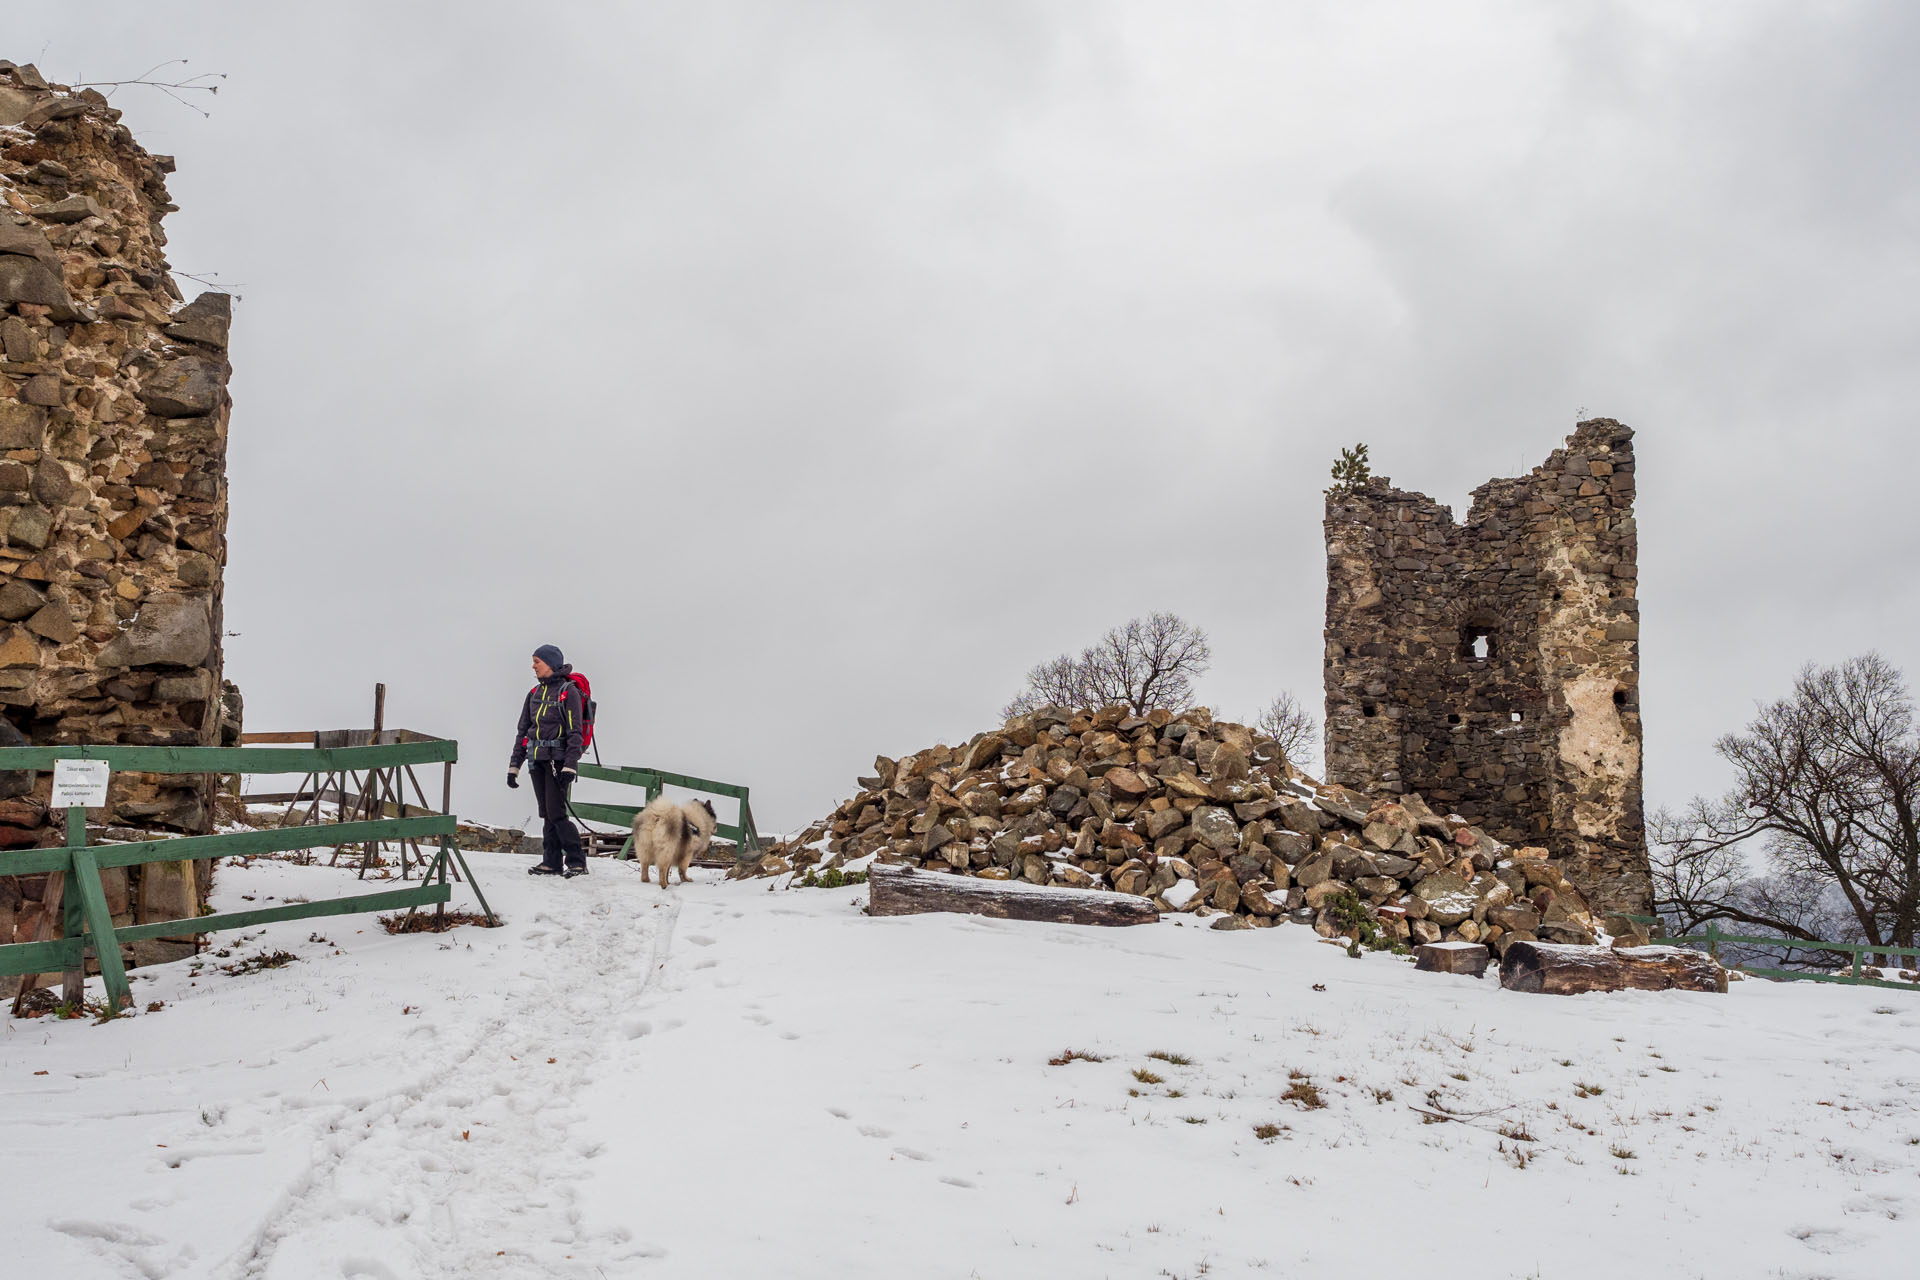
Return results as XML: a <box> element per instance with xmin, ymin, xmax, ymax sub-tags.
<box><xmin>568</xmin><ymin>671</ymin><xmax>598</xmax><ymax>753</ymax></box>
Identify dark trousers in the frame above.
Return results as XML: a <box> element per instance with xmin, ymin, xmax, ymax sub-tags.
<box><xmin>529</xmin><ymin>760</ymin><xmax>584</xmax><ymax>870</ymax></box>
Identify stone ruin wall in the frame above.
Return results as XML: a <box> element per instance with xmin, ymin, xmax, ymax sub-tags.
<box><xmin>1322</xmin><ymin>419</ymin><xmax>1649</xmax><ymax>917</ymax></box>
<box><xmin>0</xmin><ymin>62</ymin><xmax>241</xmax><ymax>965</ymax></box>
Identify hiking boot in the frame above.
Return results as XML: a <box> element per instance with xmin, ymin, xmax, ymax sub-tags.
<box><xmin>528</xmin><ymin>864</ymin><xmax>562</xmax><ymax>876</ymax></box>
<box><xmin>562</xmin><ymin>865</ymin><xmax>589</xmax><ymax>879</ymax></box>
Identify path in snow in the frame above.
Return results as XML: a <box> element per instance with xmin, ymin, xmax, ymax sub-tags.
<box><xmin>230</xmin><ymin>876</ymin><xmax>683</xmax><ymax>1280</ymax></box>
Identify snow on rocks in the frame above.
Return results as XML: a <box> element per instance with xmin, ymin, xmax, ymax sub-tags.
<box><xmin>741</xmin><ymin>703</ymin><xmax>1610</xmax><ymax>957</ymax></box>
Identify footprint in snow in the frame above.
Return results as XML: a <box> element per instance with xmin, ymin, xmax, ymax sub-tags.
<box><xmin>779</xmin><ymin>1030</ymin><xmax>801</xmax><ymax>1040</ymax></box>
<box><xmin>893</xmin><ymin>1147</ymin><xmax>932</xmax><ymax>1162</ymax></box>
<box><xmin>744</xmin><ymin>1013</ymin><xmax>772</xmax><ymax>1026</ymax></box>
<box><xmin>1842</xmin><ymin>1193</ymin><xmax>1908</xmax><ymax>1220</ymax></box>
<box><xmin>940</xmin><ymin>1176</ymin><xmax>976</xmax><ymax>1189</ymax></box>
<box><xmin>857</xmin><ymin>1124</ymin><xmax>892</xmax><ymax>1139</ymax></box>
<box><xmin>686</xmin><ymin>935</ymin><xmax>717</xmax><ymax>946</ymax></box>
<box><xmin>1789</xmin><ymin>1225</ymin><xmax>1870</xmax><ymax>1254</ymax></box>
<box><xmin>692</xmin><ymin>957</ymin><xmax>718</xmax><ymax>970</ymax></box>
<box><xmin>826</xmin><ymin>1107</ymin><xmax>851</xmax><ymax>1119</ymax></box>
<box><xmin>341</xmin><ymin>1258</ymin><xmax>403</xmax><ymax>1280</ymax></box>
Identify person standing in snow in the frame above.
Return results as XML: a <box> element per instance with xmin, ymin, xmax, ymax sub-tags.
<box><xmin>508</xmin><ymin>644</ymin><xmax>589</xmax><ymax>877</ymax></box>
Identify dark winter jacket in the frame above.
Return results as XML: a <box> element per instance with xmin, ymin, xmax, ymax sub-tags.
<box><xmin>511</xmin><ymin>667</ymin><xmax>586</xmax><ymax>770</ymax></box>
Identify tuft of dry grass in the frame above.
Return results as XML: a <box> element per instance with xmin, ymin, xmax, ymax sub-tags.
<box><xmin>1253</xmin><ymin>1122</ymin><xmax>1283</xmax><ymax>1141</ymax></box>
<box><xmin>1132</xmin><ymin>1067</ymin><xmax>1165</xmax><ymax>1085</ymax></box>
<box><xmin>219</xmin><ymin>950</ymin><xmax>298</xmax><ymax>977</ymax></box>
<box><xmin>1049</xmin><ymin>1048</ymin><xmax>1106</xmax><ymax>1066</ymax></box>
<box><xmin>378</xmin><ymin>910</ymin><xmax>500</xmax><ymax>934</ymax></box>
<box><xmin>1148</xmin><ymin>1051</ymin><xmax>1194</xmax><ymax>1066</ymax></box>
<box><xmin>1281</xmin><ymin>1073</ymin><xmax>1326</xmax><ymax>1110</ymax></box>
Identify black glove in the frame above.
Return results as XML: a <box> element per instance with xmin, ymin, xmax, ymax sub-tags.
<box><xmin>507</xmin><ymin>769</ymin><xmax>520</xmax><ymax>789</ymax></box>
<box><xmin>561</xmin><ymin>767</ymin><xmax>577</xmax><ymax>780</ymax></box>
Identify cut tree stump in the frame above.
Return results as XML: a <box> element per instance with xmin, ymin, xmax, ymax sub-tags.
<box><xmin>1415</xmin><ymin>941</ymin><xmax>1490</xmax><ymax>977</ymax></box>
<box><xmin>867</xmin><ymin>865</ymin><xmax>1158</xmax><ymax>927</ymax></box>
<box><xmin>1500</xmin><ymin>942</ymin><xmax>1727</xmax><ymax>995</ymax></box>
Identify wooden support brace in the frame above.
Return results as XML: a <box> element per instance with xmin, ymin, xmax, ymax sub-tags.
<box><xmin>70</xmin><ymin>845</ymin><xmax>132</xmax><ymax>1012</ymax></box>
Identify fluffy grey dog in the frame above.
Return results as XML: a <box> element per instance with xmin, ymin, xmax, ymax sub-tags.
<box><xmin>633</xmin><ymin>796</ymin><xmax>717</xmax><ymax>887</ymax></box>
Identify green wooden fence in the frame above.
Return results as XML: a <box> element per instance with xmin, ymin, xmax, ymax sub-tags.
<box><xmin>569</xmin><ymin>763</ymin><xmax>762</xmax><ymax>860</ymax></box>
<box><xmin>1626</xmin><ymin>916</ymin><xmax>1920</xmax><ymax>992</ymax></box>
<box><xmin>0</xmin><ymin>740</ymin><xmax>494</xmax><ymax>1015</ymax></box>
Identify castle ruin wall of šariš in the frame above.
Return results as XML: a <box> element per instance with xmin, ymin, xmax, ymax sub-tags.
<box><xmin>0</xmin><ymin>61</ymin><xmax>242</xmax><ymax>965</ymax></box>
<box><xmin>1322</xmin><ymin>419</ymin><xmax>1649</xmax><ymax>918</ymax></box>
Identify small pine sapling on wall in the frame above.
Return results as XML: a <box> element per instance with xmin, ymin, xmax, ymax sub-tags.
<box><xmin>1326</xmin><ymin>443</ymin><xmax>1372</xmax><ymax>496</ymax></box>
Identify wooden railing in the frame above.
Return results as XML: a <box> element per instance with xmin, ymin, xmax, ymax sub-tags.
<box><xmin>569</xmin><ymin>763</ymin><xmax>762</xmax><ymax>860</ymax></box>
<box><xmin>1624</xmin><ymin>915</ymin><xmax>1920</xmax><ymax>992</ymax></box>
<box><xmin>0</xmin><ymin>739</ymin><xmax>493</xmax><ymax>1014</ymax></box>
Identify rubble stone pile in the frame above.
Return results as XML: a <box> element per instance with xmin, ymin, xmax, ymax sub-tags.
<box><xmin>739</xmin><ymin>705</ymin><xmax>1615</xmax><ymax>952</ymax></box>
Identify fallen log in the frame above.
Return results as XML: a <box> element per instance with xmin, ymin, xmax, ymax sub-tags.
<box><xmin>1500</xmin><ymin>942</ymin><xmax>1727</xmax><ymax>995</ymax></box>
<box><xmin>867</xmin><ymin>865</ymin><xmax>1158</xmax><ymax>927</ymax></box>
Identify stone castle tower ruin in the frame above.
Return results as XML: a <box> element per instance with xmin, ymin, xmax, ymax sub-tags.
<box><xmin>1322</xmin><ymin>419</ymin><xmax>1649</xmax><ymax>916</ymax></box>
<box><xmin>1</xmin><ymin>62</ymin><xmax>239</xmax><ymax>959</ymax></box>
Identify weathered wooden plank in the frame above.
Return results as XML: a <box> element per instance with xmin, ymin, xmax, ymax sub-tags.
<box><xmin>570</xmin><ymin>800</ymin><xmax>643</xmax><ymax>827</ymax></box>
<box><xmin>0</xmin><ymin>740</ymin><xmax>458</xmax><ymax>774</ymax></box>
<box><xmin>578</xmin><ymin>763</ymin><xmax>750</xmax><ymax>800</ymax></box>
<box><xmin>110</xmin><ymin>882</ymin><xmax>452</xmax><ymax>943</ymax></box>
<box><xmin>1672</xmin><ymin>931</ymin><xmax>1920</xmax><ymax>961</ymax></box>
<box><xmin>0</xmin><ymin>815</ymin><xmax>455</xmax><ymax>876</ymax></box>
<box><xmin>1500</xmin><ymin>942</ymin><xmax>1727</xmax><ymax>995</ymax></box>
<box><xmin>0</xmin><ymin>934</ymin><xmax>85</xmax><ymax>981</ymax></box>
<box><xmin>867</xmin><ymin>865</ymin><xmax>1159</xmax><ymax>927</ymax></box>
<box><xmin>239</xmin><ymin>731</ymin><xmax>319</xmax><ymax>744</ymax></box>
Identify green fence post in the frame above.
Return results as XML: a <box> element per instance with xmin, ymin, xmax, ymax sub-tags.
<box><xmin>1852</xmin><ymin>948</ymin><xmax>1863</xmax><ymax>981</ymax></box>
<box><xmin>58</xmin><ymin>807</ymin><xmax>86</xmax><ymax>1006</ymax></box>
<box><xmin>1706</xmin><ymin>922</ymin><xmax>1720</xmax><ymax>962</ymax></box>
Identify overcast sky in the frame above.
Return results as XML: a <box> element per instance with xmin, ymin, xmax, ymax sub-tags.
<box><xmin>13</xmin><ymin>2</ymin><xmax>1919</xmax><ymax>835</ymax></box>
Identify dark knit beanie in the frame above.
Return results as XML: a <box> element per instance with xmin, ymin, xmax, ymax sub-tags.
<box><xmin>533</xmin><ymin>644</ymin><xmax>565</xmax><ymax>670</ymax></box>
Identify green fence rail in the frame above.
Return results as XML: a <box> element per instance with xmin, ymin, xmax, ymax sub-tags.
<box><xmin>0</xmin><ymin>741</ymin><xmax>492</xmax><ymax>1015</ymax></box>
<box><xmin>571</xmin><ymin>763</ymin><xmax>762</xmax><ymax>859</ymax></box>
<box><xmin>1623</xmin><ymin>915</ymin><xmax>1920</xmax><ymax>993</ymax></box>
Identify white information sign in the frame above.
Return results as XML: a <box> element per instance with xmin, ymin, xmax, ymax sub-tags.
<box><xmin>50</xmin><ymin>759</ymin><xmax>111</xmax><ymax>809</ymax></box>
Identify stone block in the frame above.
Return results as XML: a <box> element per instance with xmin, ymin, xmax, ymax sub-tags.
<box><xmin>7</xmin><ymin>503</ymin><xmax>52</xmax><ymax>549</ymax></box>
<box><xmin>30</xmin><ymin>194</ymin><xmax>107</xmax><ymax>224</ymax></box>
<box><xmin>163</xmin><ymin>292</ymin><xmax>232</xmax><ymax>349</ymax></box>
<box><xmin>98</xmin><ymin>592</ymin><xmax>212</xmax><ymax>667</ymax></box>
<box><xmin>1415</xmin><ymin>941</ymin><xmax>1490</xmax><ymax>977</ymax></box>
<box><xmin>137</xmin><ymin>356</ymin><xmax>224</xmax><ymax>418</ymax></box>
<box><xmin>154</xmin><ymin>669</ymin><xmax>214</xmax><ymax>702</ymax></box>
<box><xmin>0</xmin><ymin>627</ymin><xmax>40</xmax><ymax>667</ymax></box>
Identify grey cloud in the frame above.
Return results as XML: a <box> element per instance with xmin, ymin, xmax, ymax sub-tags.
<box><xmin>9</xmin><ymin>1</ymin><xmax>1915</xmax><ymax>835</ymax></box>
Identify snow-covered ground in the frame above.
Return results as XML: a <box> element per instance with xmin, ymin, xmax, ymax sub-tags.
<box><xmin>4</xmin><ymin>852</ymin><xmax>1918</xmax><ymax>1279</ymax></box>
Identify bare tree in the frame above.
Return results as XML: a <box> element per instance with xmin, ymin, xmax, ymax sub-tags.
<box><xmin>1003</xmin><ymin>613</ymin><xmax>1211</xmax><ymax>719</ymax></box>
<box><xmin>1253</xmin><ymin>691</ymin><xmax>1319</xmax><ymax>772</ymax></box>
<box><xmin>1652</xmin><ymin>652</ymin><xmax>1920</xmax><ymax>967</ymax></box>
